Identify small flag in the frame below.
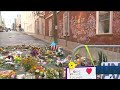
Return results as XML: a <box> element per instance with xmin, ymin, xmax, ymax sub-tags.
<box><xmin>50</xmin><ymin>41</ymin><xmax>57</xmax><ymax>51</ymax></box>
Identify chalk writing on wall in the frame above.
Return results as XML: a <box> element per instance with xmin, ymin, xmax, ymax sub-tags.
<box><xmin>85</xmin><ymin>14</ymin><xmax>96</xmax><ymax>37</ymax></box>
<box><xmin>70</xmin><ymin>13</ymin><xmax>96</xmax><ymax>43</ymax></box>
<box><xmin>113</xmin><ymin>11</ymin><xmax>120</xmax><ymax>19</ymax></box>
<box><xmin>113</xmin><ymin>12</ymin><xmax>120</xmax><ymax>33</ymax></box>
<box><xmin>70</xmin><ymin>16</ymin><xmax>87</xmax><ymax>42</ymax></box>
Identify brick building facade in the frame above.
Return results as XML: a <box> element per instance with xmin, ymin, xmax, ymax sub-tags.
<box><xmin>44</xmin><ymin>11</ymin><xmax>120</xmax><ymax>45</ymax></box>
<box><xmin>21</xmin><ymin>11</ymin><xmax>120</xmax><ymax>45</ymax></box>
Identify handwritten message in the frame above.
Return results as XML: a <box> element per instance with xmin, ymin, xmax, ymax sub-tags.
<box><xmin>67</xmin><ymin>67</ymin><xmax>96</xmax><ymax>79</ymax></box>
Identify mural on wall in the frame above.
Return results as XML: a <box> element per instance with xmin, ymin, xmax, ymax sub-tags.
<box><xmin>70</xmin><ymin>12</ymin><xmax>96</xmax><ymax>43</ymax></box>
<box><xmin>58</xmin><ymin>20</ymin><xmax>64</xmax><ymax>38</ymax></box>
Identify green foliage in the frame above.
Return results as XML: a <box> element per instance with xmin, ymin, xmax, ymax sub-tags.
<box><xmin>98</xmin><ymin>51</ymin><xmax>107</xmax><ymax>66</ymax></box>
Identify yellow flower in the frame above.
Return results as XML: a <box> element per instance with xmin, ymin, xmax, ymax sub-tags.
<box><xmin>77</xmin><ymin>59</ymin><xmax>81</xmax><ymax>65</ymax></box>
<box><xmin>0</xmin><ymin>48</ymin><xmax>3</xmax><ymax>51</ymax></box>
<box><xmin>68</xmin><ymin>61</ymin><xmax>76</xmax><ymax>69</ymax></box>
<box><xmin>33</xmin><ymin>66</ymin><xmax>36</xmax><ymax>69</ymax></box>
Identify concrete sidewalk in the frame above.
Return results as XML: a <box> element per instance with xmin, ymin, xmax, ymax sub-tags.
<box><xmin>21</xmin><ymin>32</ymin><xmax>120</xmax><ymax>61</ymax></box>
<box><xmin>22</xmin><ymin>32</ymin><xmax>81</xmax><ymax>53</ymax></box>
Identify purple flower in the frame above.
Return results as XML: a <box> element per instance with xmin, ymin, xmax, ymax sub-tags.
<box><xmin>30</xmin><ymin>50</ymin><xmax>38</xmax><ymax>56</ymax></box>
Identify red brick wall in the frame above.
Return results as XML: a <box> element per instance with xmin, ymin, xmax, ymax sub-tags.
<box><xmin>45</xmin><ymin>11</ymin><xmax>120</xmax><ymax>45</ymax></box>
<box><xmin>63</xmin><ymin>11</ymin><xmax>120</xmax><ymax>45</ymax></box>
<box><xmin>69</xmin><ymin>11</ymin><xmax>96</xmax><ymax>44</ymax></box>
<box><xmin>57</xmin><ymin>11</ymin><xmax>64</xmax><ymax>39</ymax></box>
<box><xmin>89</xmin><ymin>11</ymin><xmax>120</xmax><ymax>45</ymax></box>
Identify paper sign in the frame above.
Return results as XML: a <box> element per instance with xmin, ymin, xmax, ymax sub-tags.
<box><xmin>101</xmin><ymin>62</ymin><xmax>120</xmax><ymax>79</ymax></box>
<box><xmin>66</xmin><ymin>67</ymin><xmax>96</xmax><ymax>79</ymax></box>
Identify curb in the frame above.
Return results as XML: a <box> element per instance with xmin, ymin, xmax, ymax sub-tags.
<box><xmin>23</xmin><ymin>32</ymin><xmax>72</xmax><ymax>54</ymax></box>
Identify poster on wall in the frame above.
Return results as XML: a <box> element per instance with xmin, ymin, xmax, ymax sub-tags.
<box><xmin>101</xmin><ymin>62</ymin><xmax>120</xmax><ymax>79</ymax></box>
<box><xmin>66</xmin><ymin>67</ymin><xmax>96</xmax><ymax>79</ymax></box>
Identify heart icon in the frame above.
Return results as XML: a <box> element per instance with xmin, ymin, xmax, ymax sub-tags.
<box><xmin>86</xmin><ymin>68</ymin><xmax>92</xmax><ymax>74</ymax></box>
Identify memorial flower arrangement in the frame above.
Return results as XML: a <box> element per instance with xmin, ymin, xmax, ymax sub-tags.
<box><xmin>29</xmin><ymin>65</ymin><xmax>45</xmax><ymax>79</ymax></box>
<box><xmin>20</xmin><ymin>56</ymin><xmax>38</xmax><ymax>72</ymax></box>
<box><xmin>29</xmin><ymin>65</ymin><xmax>45</xmax><ymax>73</ymax></box>
<box><xmin>0</xmin><ymin>70</ymin><xmax>16</xmax><ymax>79</ymax></box>
<box><xmin>45</xmin><ymin>68</ymin><xmax>59</xmax><ymax>79</ymax></box>
<box><xmin>30</xmin><ymin>47</ymin><xmax>39</xmax><ymax>57</ymax></box>
<box><xmin>0</xmin><ymin>48</ymin><xmax>3</xmax><ymax>52</ymax></box>
<box><xmin>14</xmin><ymin>55</ymin><xmax>22</xmax><ymax>64</ymax></box>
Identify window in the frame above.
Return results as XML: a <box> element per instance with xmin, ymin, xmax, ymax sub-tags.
<box><xmin>63</xmin><ymin>11</ymin><xmax>70</xmax><ymax>36</ymax></box>
<box><xmin>49</xmin><ymin>18</ymin><xmax>53</xmax><ymax>36</ymax></box>
<box><xmin>96</xmin><ymin>11</ymin><xmax>112</xmax><ymax>34</ymax></box>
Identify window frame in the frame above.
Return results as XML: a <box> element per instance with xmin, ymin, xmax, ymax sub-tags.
<box><xmin>96</xmin><ymin>11</ymin><xmax>113</xmax><ymax>35</ymax></box>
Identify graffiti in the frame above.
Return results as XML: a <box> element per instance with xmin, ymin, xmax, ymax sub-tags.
<box><xmin>70</xmin><ymin>16</ymin><xmax>79</xmax><ymax>39</ymax></box>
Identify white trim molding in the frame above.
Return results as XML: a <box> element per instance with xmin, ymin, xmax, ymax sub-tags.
<box><xmin>96</xmin><ymin>11</ymin><xmax>113</xmax><ymax>35</ymax></box>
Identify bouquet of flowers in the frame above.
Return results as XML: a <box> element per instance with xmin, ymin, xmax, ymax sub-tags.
<box><xmin>14</xmin><ymin>55</ymin><xmax>22</xmax><ymax>64</ymax></box>
<box><xmin>20</xmin><ymin>57</ymin><xmax>38</xmax><ymax>72</ymax></box>
<box><xmin>30</xmin><ymin>48</ymin><xmax>39</xmax><ymax>57</ymax></box>
<box><xmin>29</xmin><ymin>65</ymin><xmax>45</xmax><ymax>79</ymax></box>
<box><xmin>0</xmin><ymin>48</ymin><xmax>3</xmax><ymax>52</ymax></box>
<box><xmin>0</xmin><ymin>70</ymin><xmax>16</xmax><ymax>79</ymax></box>
<box><xmin>45</xmin><ymin>68</ymin><xmax>59</xmax><ymax>79</ymax></box>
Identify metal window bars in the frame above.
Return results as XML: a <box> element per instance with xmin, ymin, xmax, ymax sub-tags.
<box><xmin>72</xmin><ymin>45</ymin><xmax>120</xmax><ymax>66</ymax></box>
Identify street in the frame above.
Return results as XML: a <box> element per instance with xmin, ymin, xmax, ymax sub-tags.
<box><xmin>0</xmin><ymin>31</ymin><xmax>48</xmax><ymax>76</ymax></box>
<box><xmin>0</xmin><ymin>31</ymin><xmax>48</xmax><ymax>47</ymax></box>
<box><xmin>0</xmin><ymin>31</ymin><xmax>64</xmax><ymax>78</ymax></box>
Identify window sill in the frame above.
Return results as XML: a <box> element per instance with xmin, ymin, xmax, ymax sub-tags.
<box><xmin>96</xmin><ymin>33</ymin><xmax>113</xmax><ymax>36</ymax></box>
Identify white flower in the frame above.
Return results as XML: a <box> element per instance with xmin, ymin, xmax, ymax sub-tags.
<box><xmin>53</xmin><ymin>77</ymin><xmax>56</xmax><ymax>79</ymax></box>
<box><xmin>81</xmin><ymin>57</ymin><xmax>86</xmax><ymax>60</ymax></box>
<box><xmin>56</xmin><ymin>72</ymin><xmax>59</xmax><ymax>76</ymax></box>
<box><xmin>35</xmin><ymin>69</ymin><xmax>40</xmax><ymax>73</ymax></box>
